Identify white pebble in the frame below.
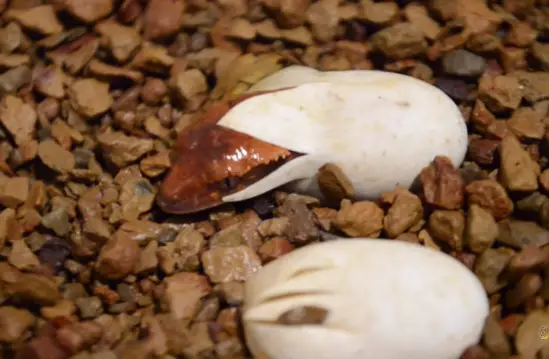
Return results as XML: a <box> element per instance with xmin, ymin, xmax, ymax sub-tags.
<box><xmin>242</xmin><ymin>239</ymin><xmax>489</xmax><ymax>359</ymax></box>
<box><xmin>219</xmin><ymin>66</ymin><xmax>468</xmax><ymax>203</ymax></box>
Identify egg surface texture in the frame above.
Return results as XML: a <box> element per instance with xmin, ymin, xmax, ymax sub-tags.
<box><xmin>242</xmin><ymin>239</ymin><xmax>489</xmax><ymax>359</ymax></box>
<box><xmin>219</xmin><ymin>66</ymin><xmax>468</xmax><ymax>203</ymax></box>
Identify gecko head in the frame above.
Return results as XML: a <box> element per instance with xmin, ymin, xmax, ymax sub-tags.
<box><xmin>156</xmin><ymin>92</ymin><xmax>302</xmax><ymax>214</ymax></box>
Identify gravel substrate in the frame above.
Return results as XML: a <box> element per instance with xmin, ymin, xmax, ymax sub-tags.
<box><xmin>1</xmin><ymin>0</ymin><xmax>549</xmax><ymax>358</ymax></box>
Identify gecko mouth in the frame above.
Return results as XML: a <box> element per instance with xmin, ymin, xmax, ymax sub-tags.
<box><xmin>156</xmin><ymin>89</ymin><xmax>303</xmax><ymax>215</ymax></box>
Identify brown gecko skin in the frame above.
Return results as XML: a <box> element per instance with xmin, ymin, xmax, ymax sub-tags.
<box><xmin>157</xmin><ymin>89</ymin><xmax>302</xmax><ymax>214</ymax></box>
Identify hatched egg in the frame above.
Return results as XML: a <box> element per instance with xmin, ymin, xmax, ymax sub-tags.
<box><xmin>219</xmin><ymin>65</ymin><xmax>468</xmax><ymax>203</ymax></box>
<box><xmin>157</xmin><ymin>66</ymin><xmax>468</xmax><ymax>214</ymax></box>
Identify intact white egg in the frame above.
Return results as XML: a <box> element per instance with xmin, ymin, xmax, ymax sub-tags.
<box><xmin>242</xmin><ymin>239</ymin><xmax>489</xmax><ymax>359</ymax></box>
<box><xmin>219</xmin><ymin>66</ymin><xmax>468</xmax><ymax>203</ymax></box>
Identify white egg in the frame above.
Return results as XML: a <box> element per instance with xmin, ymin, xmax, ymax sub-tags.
<box><xmin>218</xmin><ymin>66</ymin><xmax>468</xmax><ymax>203</ymax></box>
<box><xmin>242</xmin><ymin>239</ymin><xmax>489</xmax><ymax>359</ymax></box>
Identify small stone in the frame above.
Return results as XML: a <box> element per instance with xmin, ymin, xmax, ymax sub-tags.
<box><xmin>306</xmin><ymin>0</ymin><xmax>339</xmax><ymax>42</ymax></box>
<box><xmin>95</xmin><ymin>230</ymin><xmax>140</xmax><ymax>280</ymax></box>
<box><xmin>532</xmin><ymin>42</ymin><xmax>549</xmax><ymax>70</ymax></box>
<box><xmin>478</xmin><ymin>75</ymin><xmax>523</xmax><ymax>113</ymax></box>
<box><xmin>403</xmin><ymin>3</ymin><xmax>440</xmax><ymax>40</ymax></box>
<box><xmin>8</xmin><ymin>239</ymin><xmax>40</xmax><ymax>271</ymax></box>
<box><xmin>40</xmin><ymin>299</ymin><xmax>76</xmax><ymax>320</ymax></box>
<box><xmin>94</xmin><ymin>20</ymin><xmax>142</xmax><ymax>63</ymax></box>
<box><xmin>87</xmin><ymin>59</ymin><xmax>143</xmax><ymax>83</ymax></box>
<box><xmin>0</xmin><ymin>22</ymin><xmax>24</xmax><ymax>54</ymax></box>
<box><xmin>215</xmin><ymin>281</ymin><xmax>245</xmax><ymax>306</ymax></box>
<box><xmin>140</xmin><ymin>152</ymin><xmax>171</xmax><ymax>177</ymax></box>
<box><xmin>144</xmin><ymin>116</ymin><xmax>170</xmax><ymax>139</ymax></box>
<box><xmin>0</xmin><ymin>176</ymin><xmax>29</xmax><ymax>208</ymax></box>
<box><xmin>498</xmin><ymin>220</ymin><xmax>549</xmax><ymax>249</ymax></box>
<box><xmin>262</xmin><ymin>0</ymin><xmax>310</xmax><ymax>28</ymax></box>
<box><xmin>360</xmin><ymin>0</ymin><xmax>398</xmax><ymax>25</ymax></box>
<box><xmin>38</xmin><ymin>238</ymin><xmax>71</xmax><ymax>273</ymax></box>
<box><xmin>119</xmin><ymin>178</ymin><xmax>156</xmax><ymax>221</ymax></box>
<box><xmin>371</xmin><ymin>22</ymin><xmax>427</xmax><ymax>59</ymax></box>
<box><xmin>467</xmin><ymin>138</ymin><xmax>499</xmax><ymax>166</ymax></box>
<box><xmin>0</xmin><ymin>95</ymin><xmax>37</xmax><ymax>146</ymax></box>
<box><xmin>334</xmin><ymin>199</ymin><xmax>383</xmax><ymax>238</ymax></box>
<box><xmin>515</xmin><ymin>311</ymin><xmax>549</xmax><ymax>357</ymax></box>
<box><xmin>227</xmin><ymin>18</ymin><xmax>256</xmax><ymax>40</ymax></box>
<box><xmin>38</xmin><ymin>139</ymin><xmax>76</xmax><ymax>174</ymax></box>
<box><xmin>75</xmin><ymin>296</ymin><xmax>104</xmax><ymax>319</ymax></box>
<box><xmin>0</xmin><ymin>66</ymin><xmax>32</xmax><ymax>96</ymax></box>
<box><xmin>69</xmin><ymin>78</ymin><xmax>113</xmax><ymax>118</ymax></box>
<box><xmin>474</xmin><ymin>248</ymin><xmax>513</xmax><ymax>294</ymax></box>
<box><xmin>277</xmin><ymin>196</ymin><xmax>319</xmax><ymax>244</ymax></box>
<box><xmin>507</xmin><ymin>107</ymin><xmax>545</xmax><ymax>140</ymax></box>
<box><xmin>62</xmin><ymin>0</ymin><xmax>113</xmax><ymax>23</ymax></box>
<box><xmin>162</xmin><ymin>272</ymin><xmax>212</xmax><ymax>319</ymax></box>
<box><xmin>420</xmin><ymin>156</ymin><xmax>464</xmax><ymax>210</ymax></box>
<box><xmin>130</xmin><ymin>42</ymin><xmax>174</xmax><ymax>73</ymax></box>
<box><xmin>135</xmin><ymin>240</ymin><xmax>158</xmax><ymax>274</ymax></box>
<box><xmin>434</xmin><ymin>77</ymin><xmax>471</xmax><ymax>102</ymax></box>
<box><xmin>141</xmin><ymin>78</ymin><xmax>167</xmax><ymax>105</ymax></box>
<box><xmin>41</xmin><ymin>208</ymin><xmax>70</xmax><ymax>237</ymax></box>
<box><xmin>258</xmin><ymin>237</ymin><xmax>294</xmax><ymax>263</ymax></box>
<box><xmin>505</xmin><ymin>273</ymin><xmax>542</xmax><ymax>309</ymax></box>
<box><xmin>0</xmin><ymin>306</ymin><xmax>35</xmax><ymax>343</ymax></box>
<box><xmin>508</xmin><ymin>71</ymin><xmax>549</xmax><ymax>103</ymax></box>
<box><xmin>317</xmin><ymin>163</ymin><xmax>355</xmax><ymax>204</ymax></box>
<box><xmin>6</xmin><ymin>273</ymin><xmax>61</xmax><ymax>305</ymax></box>
<box><xmin>507</xmin><ymin>22</ymin><xmax>538</xmax><ymax>47</ymax></box>
<box><xmin>466</xmin><ymin>204</ymin><xmax>498</xmax><ymax>253</ymax></box>
<box><xmin>257</xmin><ymin>217</ymin><xmax>289</xmax><ymax>238</ymax></box>
<box><xmin>466</xmin><ymin>180</ymin><xmax>513</xmax><ymax>220</ymax></box>
<box><xmin>381</xmin><ymin>188</ymin><xmax>423</xmax><ymax>238</ymax></box>
<box><xmin>442</xmin><ymin>49</ymin><xmax>487</xmax><ymax>77</ymax></box>
<box><xmin>171</xmin><ymin>69</ymin><xmax>208</xmax><ymax>102</ymax></box>
<box><xmin>428</xmin><ymin>210</ymin><xmax>465</xmax><ymax>251</ymax></box>
<box><xmin>483</xmin><ymin>315</ymin><xmax>511</xmax><ymax>357</ymax></box>
<box><xmin>143</xmin><ymin>0</ymin><xmax>185</xmax><ymax>40</ymax></box>
<box><xmin>201</xmin><ymin>245</ymin><xmax>262</xmax><ymax>283</ymax></box>
<box><xmin>34</xmin><ymin>65</ymin><xmax>66</xmax><ymax>99</ymax></box>
<box><xmin>97</xmin><ymin>131</ymin><xmax>154</xmax><ymax>168</ymax></box>
<box><xmin>499</xmin><ymin>135</ymin><xmax>538</xmax><ymax>192</ymax></box>
<box><xmin>6</xmin><ymin>5</ymin><xmax>63</xmax><ymax>35</ymax></box>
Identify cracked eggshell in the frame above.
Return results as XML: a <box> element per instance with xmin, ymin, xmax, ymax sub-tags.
<box><xmin>219</xmin><ymin>66</ymin><xmax>467</xmax><ymax>203</ymax></box>
<box><xmin>242</xmin><ymin>239</ymin><xmax>489</xmax><ymax>359</ymax></box>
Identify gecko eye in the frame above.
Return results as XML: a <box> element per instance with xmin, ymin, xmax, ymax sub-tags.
<box><xmin>223</xmin><ymin>177</ymin><xmax>235</xmax><ymax>189</ymax></box>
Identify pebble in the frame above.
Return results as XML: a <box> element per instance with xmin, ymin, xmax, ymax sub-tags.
<box><xmin>0</xmin><ymin>176</ymin><xmax>29</xmax><ymax>208</ymax></box>
<box><xmin>0</xmin><ymin>306</ymin><xmax>36</xmax><ymax>342</ymax></box>
<box><xmin>515</xmin><ymin>310</ymin><xmax>549</xmax><ymax>357</ymax></box>
<box><xmin>95</xmin><ymin>230</ymin><xmax>140</xmax><ymax>280</ymax></box>
<box><xmin>242</xmin><ymin>239</ymin><xmax>489</xmax><ymax>359</ymax></box>
<box><xmin>201</xmin><ymin>245</ymin><xmax>262</xmax><ymax>283</ymax></box>
<box><xmin>5</xmin><ymin>272</ymin><xmax>61</xmax><ymax>305</ymax></box>
<box><xmin>442</xmin><ymin>49</ymin><xmax>487</xmax><ymax>77</ymax></box>
<box><xmin>41</xmin><ymin>208</ymin><xmax>71</xmax><ymax>236</ymax></box>
<box><xmin>75</xmin><ymin>296</ymin><xmax>104</xmax><ymax>319</ymax></box>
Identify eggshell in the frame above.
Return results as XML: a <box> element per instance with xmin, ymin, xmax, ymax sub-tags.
<box><xmin>242</xmin><ymin>239</ymin><xmax>489</xmax><ymax>359</ymax></box>
<box><xmin>218</xmin><ymin>66</ymin><xmax>467</xmax><ymax>203</ymax></box>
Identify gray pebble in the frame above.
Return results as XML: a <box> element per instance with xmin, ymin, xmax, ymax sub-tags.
<box><xmin>442</xmin><ymin>49</ymin><xmax>487</xmax><ymax>77</ymax></box>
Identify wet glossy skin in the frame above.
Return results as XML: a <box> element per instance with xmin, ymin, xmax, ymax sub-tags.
<box><xmin>157</xmin><ymin>90</ymin><xmax>302</xmax><ymax>214</ymax></box>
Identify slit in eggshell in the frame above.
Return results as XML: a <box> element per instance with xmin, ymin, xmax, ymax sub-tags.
<box><xmin>156</xmin><ymin>88</ymin><xmax>305</xmax><ymax>214</ymax></box>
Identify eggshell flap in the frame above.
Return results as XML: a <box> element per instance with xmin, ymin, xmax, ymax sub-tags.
<box><xmin>219</xmin><ymin>66</ymin><xmax>468</xmax><ymax>202</ymax></box>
